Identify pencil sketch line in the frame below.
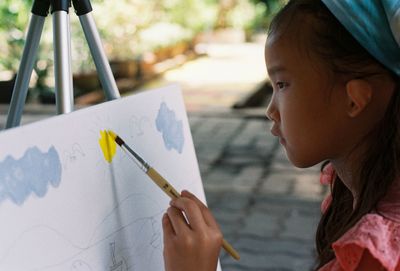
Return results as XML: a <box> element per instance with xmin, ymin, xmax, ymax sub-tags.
<box><xmin>87</xmin><ymin>192</ymin><xmax>163</xmax><ymax>246</ymax></box>
<box><xmin>35</xmin><ymin>210</ymin><xmax>164</xmax><ymax>271</ymax></box>
<box><xmin>130</xmin><ymin>115</ymin><xmax>150</xmax><ymax>137</ymax></box>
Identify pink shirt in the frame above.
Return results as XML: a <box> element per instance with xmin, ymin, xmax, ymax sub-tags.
<box><xmin>318</xmin><ymin>163</ymin><xmax>400</xmax><ymax>271</ymax></box>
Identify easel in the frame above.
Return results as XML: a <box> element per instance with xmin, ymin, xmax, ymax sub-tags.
<box><xmin>5</xmin><ymin>0</ymin><xmax>120</xmax><ymax>129</ymax></box>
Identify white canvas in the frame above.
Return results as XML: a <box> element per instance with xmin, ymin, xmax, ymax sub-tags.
<box><xmin>0</xmin><ymin>85</ymin><xmax>222</xmax><ymax>271</ymax></box>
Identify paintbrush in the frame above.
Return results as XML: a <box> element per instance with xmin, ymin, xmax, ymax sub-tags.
<box><xmin>107</xmin><ymin>130</ymin><xmax>240</xmax><ymax>261</ymax></box>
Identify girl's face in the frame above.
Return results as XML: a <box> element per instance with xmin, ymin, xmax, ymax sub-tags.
<box><xmin>265</xmin><ymin>36</ymin><xmax>349</xmax><ymax>168</ymax></box>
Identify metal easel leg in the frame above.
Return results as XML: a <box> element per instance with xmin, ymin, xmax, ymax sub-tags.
<box><xmin>51</xmin><ymin>0</ymin><xmax>74</xmax><ymax>114</ymax></box>
<box><xmin>6</xmin><ymin>0</ymin><xmax>50</xmax><ymax>128</ymax></box>
<box><xmin>72</xmin><ymin>0</ymin><xmax>120</xmax><ymax>101</ymax></box>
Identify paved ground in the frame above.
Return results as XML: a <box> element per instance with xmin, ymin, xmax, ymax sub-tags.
<box><xmin>189</xmin><ymin>112</ymin><xmax>324</xmax><ymax>271</ymax></box>
<box><xmin>0</xmin><ymin>40</ymin><xmax>325</xmax><ymax>270</ymax></box>
<box><xmin>125</xmin><ymin>42</ymin><xmax>267</xmax><ymax>112</ymax></box>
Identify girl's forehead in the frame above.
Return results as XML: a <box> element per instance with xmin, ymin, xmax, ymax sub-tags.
<box><xmin>265</xmin><ymin>34</ymin><xmax>332</xmax><ymax>85</ymax></box>
<box><xmin>265</xmin><ymin>36</ymin><xmax>304</xmax><ymax>65</ymax></box>
<box><xmin>268</xmin><ymin>10</ymin><xmax>316</xmax><ymax>44</ymax></box>
<box><xmin>266</xmin><ymin>19</ymin><xmax>315</xmax><ymax>58</ymax></box>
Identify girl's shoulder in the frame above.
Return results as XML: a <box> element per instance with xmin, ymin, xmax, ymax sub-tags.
<box><xmin>319</xmin><ymin>163</ymin><xmax>400</xmax><ymax>271</ymax></box>
<box><xmin>319</xmin><ymin>212</ymin><xmax>400</xmax><ymax>271</ymax></box>
<box><xmin>329</xmin><ymin>213</ymin><xmax>400</xmax><ymax>271</ymax></box>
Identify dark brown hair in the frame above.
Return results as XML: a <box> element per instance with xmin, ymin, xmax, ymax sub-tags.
<box><xmin>268</xmin><ymin>0</ymin><xmax>400</xmax><ymax>268</ymax></box>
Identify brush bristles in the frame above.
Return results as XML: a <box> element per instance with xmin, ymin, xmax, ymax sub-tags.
<box><xmin>115</xmin><ymin>136</ymin><xmax>124</xmax><ymax>146</ymax></box>
<box><xmin>107</xmin><ymin>130</ymin><xmax>125</xmax><ymax>146</ymax></box>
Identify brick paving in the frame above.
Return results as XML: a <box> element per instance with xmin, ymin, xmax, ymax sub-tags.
<box><xmin>189</xmin><ymin>113</ymin><xmax>324</xmax><ymax>271</ymax></box>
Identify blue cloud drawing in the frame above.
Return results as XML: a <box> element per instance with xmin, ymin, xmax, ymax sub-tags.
<box><xmin>155</xmin><ymin>102</ymin><xmax>185</xmax><ymax>154</ymax></box>
<box><xmin>0</xmin><ymin>146</ymin><xmax>62</xmax><ymax>205</ymax></box>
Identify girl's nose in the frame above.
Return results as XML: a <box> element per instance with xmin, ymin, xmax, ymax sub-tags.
<box><xmin>265</xmin><ymin>97</ymin><xmax>278</xmax><ymax>122</ymax></box>
<box><xmin>265</xmin><ymin>108</ymin><xmax>273</xmax><ymax>121</ymax></box>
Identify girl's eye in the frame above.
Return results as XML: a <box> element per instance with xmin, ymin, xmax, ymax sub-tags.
<box><xmin>276</xmin><ymin>82</ymin><xmax>288</xmax><ymax>90</ymax></box>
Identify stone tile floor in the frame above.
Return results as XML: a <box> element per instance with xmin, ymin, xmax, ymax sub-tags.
<box><xmin>189</xmin><ymin>113</ymin><xmax>324</xmax><ymax>271</ymax></box>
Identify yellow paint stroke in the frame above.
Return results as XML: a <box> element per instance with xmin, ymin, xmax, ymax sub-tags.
<box><xmin>99</xmin><ymin>130</ymin><xmax>117</xmax><ymax>163</ymax></box>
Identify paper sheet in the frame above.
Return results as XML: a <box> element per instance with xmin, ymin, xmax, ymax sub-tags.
<box><xmin>0</xmin><ymin>85</ymin><xmax>222</xmax><ymax>271</ymax></box>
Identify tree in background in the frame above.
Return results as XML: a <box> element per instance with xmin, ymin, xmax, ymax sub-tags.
<box><xmin>215</xmin><ymin>0</ymin><xmax>237</xmax><ymax>29</ymax></box>
<box><xmin>0</xmin><ymin>0</ymin><xmax>32</xmax><ymax>74</ymax></box>
<box><xmin>0</xmin><ymin>0</ymin><xmax>284</xmax><ymax>93</ymax></box>
<box><xmin>250</xmin><ymin>0</ymin><xmax>287</xmax><ymax>26</ymax></box>
<box><xmin>214</xmin><ymin>0</ymin><xmax>286</xmax><ymax>35</ymax></box>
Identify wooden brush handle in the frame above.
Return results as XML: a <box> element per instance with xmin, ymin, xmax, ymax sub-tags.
<box><xmin>147</xmin><ymin>167</ymin><xmax>240</xmax><ymax>260</ymax></box>
<box><xmin>147</xmin><ymin>167</ymin><xmax>180</xmax><ymax>199</ymax></box>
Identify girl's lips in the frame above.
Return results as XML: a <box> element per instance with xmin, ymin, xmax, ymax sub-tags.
<box><xmin>270</xmin><ymin>126</ymin><xmax>281</xmax><ymax>137</ymax></box>
<box><xmin>270</xmin><ymin>126</ymin><xmax>286</xmax><ymax>145</ymax></box>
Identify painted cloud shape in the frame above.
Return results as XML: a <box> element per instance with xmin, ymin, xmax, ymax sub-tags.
<box><xmin>0</xmin><ymin>146</ymin><xmax>62</xmax><ymax>205</ymax></box>
<box><xmin>155</xmin><ymin>102</ymin><xmax>184</xmax><ymax>154</ymax></box>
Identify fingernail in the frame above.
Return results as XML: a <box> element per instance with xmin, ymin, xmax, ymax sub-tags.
<box><xmin>181</xmin><ymin>190</ymin><xmax>191</xmax><ymax>195</ymax></box>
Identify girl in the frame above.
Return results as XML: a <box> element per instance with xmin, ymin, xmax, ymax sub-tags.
<box><xmin>162</xmin><ymin>0</ymin><xmax>400</xmax><ymax>270</ymax></box>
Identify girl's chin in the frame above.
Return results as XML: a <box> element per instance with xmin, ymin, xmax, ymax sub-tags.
<box><xmin>284</xmin><ymin>148</ymin><xmax>321</xmax><ymax>168</ymax></box>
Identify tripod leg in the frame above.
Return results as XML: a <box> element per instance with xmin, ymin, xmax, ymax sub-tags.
<box><xmin>52</xmin><ymin>1</ymin><xmax>74</xmax><ymax>114</ymax></box>
<box><xmin>6</xmin><ymin>15</ymin><xmax>46</xmax><ymax>129</ymax></box>
<box><xmin>73</xmin><ymin>0</ymin><xmax>120</xmax><ymax>101</ymax></box>
<box><xmin>79</xmin><ymin>14</ymin><xmax>121</xmax><ymax>100</ymax></box>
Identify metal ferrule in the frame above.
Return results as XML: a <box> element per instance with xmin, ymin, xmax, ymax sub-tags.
<box><xmin>122</xmin><ymin>145</ymin><xmax>150</xmax><ymax>173</ymax></box>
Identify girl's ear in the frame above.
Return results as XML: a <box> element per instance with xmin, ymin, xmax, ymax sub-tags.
<box><xmin>345</xmin><ymin>79</ymin><xmax>373</xmax><ymax>117</ymax></box>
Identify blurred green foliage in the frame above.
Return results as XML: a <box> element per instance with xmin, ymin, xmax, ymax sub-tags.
<box><xmin>252</xmin><ymin>0</ymin><xmax>287</xmax><ymax>13</ymax></box>
<box><xmin>0</xmin><ymin>0</ymin><xmax>33</xmax><ymax>72</ymax></box>
<box><xmin>249</xmin><ymin>0</ymin><xmax>287</xmax><ymax>29</ymax></box>
<box><xmin>0</xmin><ymin>0</ymin><xmax>285</xmax><ymax>78</ymax></box>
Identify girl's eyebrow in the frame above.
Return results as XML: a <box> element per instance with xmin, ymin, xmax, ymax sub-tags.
<box><xmin>268</xmin><ymin>65</ymin><xmax>287</xmax><ymax>76</ymax></box>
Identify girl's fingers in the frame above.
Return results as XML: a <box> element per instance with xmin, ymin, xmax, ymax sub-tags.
<box><xmin>162</xmin><ymin>213</ymin><xmax>175</xmax><ymax>238</ymax></box>
<box><xmin>181</xmin><ymin>190</ymin><xmax>208</xmax><ymax>209</ymax></box>
<box><xmin>170</xmin><ymin>197</ymin><xmax>207</xmax><ymax>231</ymax></box>
<box><xmin>166</xmin><ymin>206</ymin><xmax>190</xmax><ymax>235</ymax></box>
<box><xmin>180</xmin><ymin>190</ymin><xmax>220</xmax><ymax>229</ymax></box>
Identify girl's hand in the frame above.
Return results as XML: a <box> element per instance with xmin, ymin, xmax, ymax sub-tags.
<box><xmin>162</xmin><ymin>190</ymin><xmax>223</xmax><ymax>271</ymax></box>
